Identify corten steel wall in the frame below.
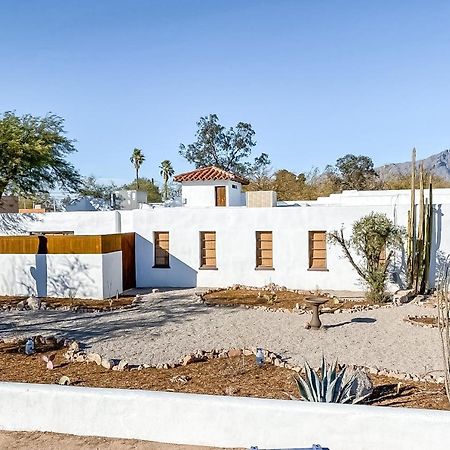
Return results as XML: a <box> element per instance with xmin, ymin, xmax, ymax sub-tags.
<box><xmin>0</xmin><ymin>382</ymin><xmax>450</xmax><ymax>449</ymax></box>
<box><xmin>120</xmin><ymin>233</ymin><xmax>136</xmax><ymax>290</ymax></box>
<box><xmin>0</xmin><ymin>234</ymin><xmax>124</xmax><ymax>299</ymax></box>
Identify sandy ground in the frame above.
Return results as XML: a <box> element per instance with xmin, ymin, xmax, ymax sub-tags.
<box><xmin>0</xmin><ymin>289</ymin><xmax>441</xmax><ymax>375</ymax></box>
<box><xmin>0</xmin><ymin>431</ymin><xmax>232</xmax><ymax>450</ymax></box>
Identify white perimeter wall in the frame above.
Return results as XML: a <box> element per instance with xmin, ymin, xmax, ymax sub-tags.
<box><xmin>1</xmin><ymin>382</ymin><xmax>450</xmax><ymax>450</ymax></box>
<box><xmin>0</xmin><ymin>252</ymin><xmax>122</xmax><ymax>299</ymax></box>
<box><xmin>1</xmin><ymin>189</ymin><xmax>449</xmax><ymax>292</ymax></box>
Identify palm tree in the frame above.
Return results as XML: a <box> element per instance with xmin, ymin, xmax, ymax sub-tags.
<box><xmin>130</xmin><ymin>148</ymin><xmax>145</xmax><ymax>189</ymax></box>
<box><xmin>159</xmin><ymin>160</ymin><xmax>175</xmax><ymax>200</ymax></box>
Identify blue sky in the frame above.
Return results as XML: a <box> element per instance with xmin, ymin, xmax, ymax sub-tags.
<box><xmin>1</xmin><ymin>1</ymin><xmax>450</xmax><ymax>185</ymax></box>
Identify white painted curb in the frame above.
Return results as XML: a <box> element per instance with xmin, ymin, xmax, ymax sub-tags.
<box><xmin>0</xmin><ymin>382</ymin><xmax>449</xmax><ymax>449</ymax></box>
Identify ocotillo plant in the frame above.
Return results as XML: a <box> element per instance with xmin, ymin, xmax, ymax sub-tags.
<box><xmin>407</xmin><ymin>150</ymin><xmax>433</xmax><ymax>294</ymax></box>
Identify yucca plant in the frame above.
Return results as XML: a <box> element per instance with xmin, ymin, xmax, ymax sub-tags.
<box><xmin>295</xmin><ymin>358</ymin><xmax>371</xmax><ymax>404</ymax></box>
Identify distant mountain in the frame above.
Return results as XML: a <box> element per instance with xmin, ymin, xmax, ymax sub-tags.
<box><xmin>377</xmin><ymin>149</ymin><xmax>450</xmax><ymax>181</ymax></box>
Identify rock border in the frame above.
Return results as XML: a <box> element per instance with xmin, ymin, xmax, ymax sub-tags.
<box><xmin>65</xmin><ymin>344</ymin><xmax>445</xmax><ymax>385</ymax></box>
<box><xmin>197</xmin><ymin>284</ymin><xmax>395</xmax><ymax>315</ymax></box>
<box><xmin>1</xmin><ymin>294</ymin><xmax>141</xmax><ymax>313</ymax></box>
<box><xmin>403</xmin><ymin>314</ymin><xmax>438</xmax><ymax>329</ymax></box>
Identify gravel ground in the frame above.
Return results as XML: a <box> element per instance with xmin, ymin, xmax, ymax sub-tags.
<box><xmin>0</xmin><ymin>431</ymin><xmax>232</xmax><ymax>450</ymax></box>
<box><xmin>0</xmin><ymin>289</ymin><xmax>441</xmax><ymax>376</ymax></box>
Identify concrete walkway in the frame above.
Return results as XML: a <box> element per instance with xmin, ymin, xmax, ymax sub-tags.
<box><xmin>0</xmin><ymin>289</ymin><xmax>441</xmax><ymax>375</ymax></box>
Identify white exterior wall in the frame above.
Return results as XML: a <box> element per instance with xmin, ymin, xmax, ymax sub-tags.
<box><xmin>181</xmin><ymin>180</ymin><xmax>244</xmax><ymax>207</ymax></box>
<box><xmin>1</xmin><ymin>189</ymin><xmax>449</xmax><ymax>292</ymax></box>
<box><xmin>102</xmin><ymin>252</ymin><xmax>123</xmax><ymax>298</ymax></box>
<box><xmin>0</xmin><ymin>252</ymin><xmax>123</xmax><ymax>299</ymax></box>
<box><xmin>1</xmin><ymin>382</ymin><xmax>450</xmax><ymax>450</ymax></box>
<box><xmin>131</xmin><ymin>204</ymin><xmax>415</xmax><ymax>290</ymax></box>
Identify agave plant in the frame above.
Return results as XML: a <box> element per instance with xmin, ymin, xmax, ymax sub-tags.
<box><xmin>295</xmin><ymin>357</ymin><xmax>371</xmax><ymax>404</ymax></box>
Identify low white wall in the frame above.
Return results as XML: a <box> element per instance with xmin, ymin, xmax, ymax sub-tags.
<box><xmin>0</xmin><ymin>252</ymin><xmax>123</xmax><ymax>299</ymax></box>
<box><xmin>0</xmin><ymin>383</ymin><xmax>449</xmax><ymax>449</ymax></box>
<box><xmin>102</xmin><ymin>252</ymin><xmax>123</xmax><ymax>298</ymax></box>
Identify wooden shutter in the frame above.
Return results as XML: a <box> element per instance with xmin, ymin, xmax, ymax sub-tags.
<box><xmin>200</xmin><ymin>232</ymin><xmax>216</xmax><ymax>268</ymax></box>
<box><xmin>256</xmin><ymin>231</ymin><xmax>273</xmax><ymax>268</ymax></box>
<box><xmin>215</xmin><ymin>186</ymin><xmax>226</xmax><ymax>207</ymax></box>
<box><xmin>154</xmin><ymin>232</ymin><xmax>169</xmax><ymax>267</ymax></box>
<box><xmin>309</xmin><ymin>231</ymin><xmax>327</xmax><ymax>269</ymax></box>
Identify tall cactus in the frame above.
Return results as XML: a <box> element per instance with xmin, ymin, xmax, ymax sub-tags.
<box><xmin>407</xmin><ymin>149</ymin><xmax>433</xmax><ymax>294</ymax></box>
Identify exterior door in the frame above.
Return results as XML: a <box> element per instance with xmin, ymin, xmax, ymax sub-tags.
<box><xmin>215</xmin><ymin>186</ymin><xmax>226</xmax><ymax>207</ymax></box>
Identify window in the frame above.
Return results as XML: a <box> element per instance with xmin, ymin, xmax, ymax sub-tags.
<box><xmin>256</xmin><ymin>231</ymin><xmax>273</xmax><ymax>269</ymax></box>
<box><xmin>200</xmin><ymin>232</ymin><xmax>216</xmax><ymax>268</ymax></box>
<box><xmin>308</xmin><ymin>231</ymin><xmax>327</xmax><ymax>270</ymax></box>
<box><xmin>154</xmin><ymin>231</ymin><xmax>169</xmax><ymax>268</ymax></box>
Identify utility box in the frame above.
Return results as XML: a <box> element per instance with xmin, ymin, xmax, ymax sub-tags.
<box><xmin>112</xmin><ymin>190</ymin><xmax>148</xmax><ymax>210</ymax></box>
<box><xmin>246</xmin><ymin>191</ymin><xmax>277</xmax><ymax>208</ymax></box>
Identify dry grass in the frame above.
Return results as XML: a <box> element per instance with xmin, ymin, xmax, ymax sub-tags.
<box><xmin>0</xmin><ymin>349</ymin><xmax>447</xmax><ymax>410</ymax></box>
<box><xmin>203</xmin><ymin>289</ymin><xmax>372</xmax><ymax>311</ymax></box>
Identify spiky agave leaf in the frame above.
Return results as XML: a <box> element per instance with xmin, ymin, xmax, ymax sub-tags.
<box><xmin>295</xmin><ymin>375</ymin><xmax>315</xmax><ymax>401</ymax></box>
<box><xmin>294</xmin><ymin>358</ymin><xmax>370</xmax><ymax>404</ymax></box>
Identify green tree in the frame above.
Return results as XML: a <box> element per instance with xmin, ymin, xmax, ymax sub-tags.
<box><xmin>329</xmin><ymin>213</ymin><xmax>404</xmax><ymax>302</ymax></box>
<box><xmin>159</xmin><ymin>160</ymin><xmax>175</xmax><ymax>201</ymax></box>
<box><xmin>179</xmin><ymin>114</ymin><xmax>269</xmax><ymax>176</ymax></box>
<box><xmin>123</xmin><ymin>177</ymin><xmax>162</xmax><ymax>203</ymax></box>
<box><xmin>333</xmin><ymin>154</ymin><xmax>379</xmax><ymax>191</ymax></box>
<box><xmin>0</xmin><ymin>111</ymin><xmax>80</xmax><ymax>199</ymax></box>
<box><xmin>77</xmin><ymin>175</ymin><xmax>117</xmax><ymax>201</ymax></box>
<box><xmin>130</xmin><ymin>148</ymin><xmax>145</xmax><ymax>189</ymax></box>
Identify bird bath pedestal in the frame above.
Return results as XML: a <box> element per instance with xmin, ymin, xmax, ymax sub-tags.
<box><xmin>305</xmin><ymin>297</ymin><xmax>328</xmax><ymax>329</ymax></box>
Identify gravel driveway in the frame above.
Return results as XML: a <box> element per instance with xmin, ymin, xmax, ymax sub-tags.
<box><xmin>0</xmin><ymin>289</ymin><xmax>441</xmax><ymax>376</ymax></box>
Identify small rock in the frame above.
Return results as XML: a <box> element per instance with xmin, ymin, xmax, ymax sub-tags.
<box><xmin>243</xmin><ymin>349</ymin><xmax>253</xmax><ymax>356</ymax></box>
<box><xmin>117</xmin><ymin>360</ymin><xmax>129</xmax><ymax>371</ymax></box>
<box><xmin>26</xmin><ymin>296</ymin><xmax>41</xmax><ymax>310</ymax></box>
<box><xmin>16</xmin><ymin>300</ymin><xmax>25</xmax><ymax>311</ymax></box>
<box><xmin>68</xmin><ymin>341</ymin><xmax>79</xmax><ymax>353</ymax></box>
<box><xmin>76</xmin><ymin>354</ymin><xmax>86</xmax><ymax>362</ymax></box>
<box><xmin>224</xmin><ymin>386</ymin><xmax>239</xmax><ymax>396</ymax></box>
<box><xmin>228</xmin><ymin>348</ymin><xmax>242</xmax><ymax>358</ymax></box>
<box><xmin>182</xmin><ymin>354</ymin><xmax>196</xmax><ymax>366</ymax></box>
<box><xmin>393</xmin><ymin>289</ymin><xmax>414</xmax><ymax>305</ymax></box>
<box><xmin>87</xmin><ymin>352</ymin><xmax>102</xmax><ymax>365</ymax></box>
<box><xmin>170</xmin><ymin>375</ymin><xmax>191</xmax><ymax>384</ymax></box>
<box><xmin>101</xmin><ymin>358</ymin><xmax>113</xmax><ymax>369</ymax></box>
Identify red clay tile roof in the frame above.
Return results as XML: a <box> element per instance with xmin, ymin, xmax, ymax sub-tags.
<box><xmin>173</xmin><ymin>166</ymin><xmax>249</xmax><ymax>185</ymax></box>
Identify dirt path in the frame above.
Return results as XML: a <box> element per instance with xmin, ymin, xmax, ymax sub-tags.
<box><xmin>0</xmin><ymin>431</ymin><xmax>233</xmax><ymax>450</ymax></box>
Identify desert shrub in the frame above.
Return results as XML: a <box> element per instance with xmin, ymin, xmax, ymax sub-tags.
<box><xmin>329</xmin><ymin>213</ymin><xmax>404</xmax><ymax>303</ymax></box>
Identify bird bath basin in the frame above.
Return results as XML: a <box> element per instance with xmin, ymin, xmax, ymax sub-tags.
<box><xmin>305</xmin><ymin>296</ymin><xmax>328</xmax><ymax>329</ymax></box>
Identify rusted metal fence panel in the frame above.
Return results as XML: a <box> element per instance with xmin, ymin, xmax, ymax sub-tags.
<box><xmin>0</xmin><ymin>234</ymin><xmax>123</xmax><ymax>254</ymax></box>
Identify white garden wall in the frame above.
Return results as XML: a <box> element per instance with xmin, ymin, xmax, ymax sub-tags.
<box><xmin>0</xmin><ymin>252</ymin><xmax>122</xmax><ymax>299</ymax></box>
<box><xmin>0</xmin><ymin>382</ymin><xmax>449</xmax><ymax>449</ymax></box>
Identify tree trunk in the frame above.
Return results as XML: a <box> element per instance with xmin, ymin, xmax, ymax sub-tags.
<box><xmin>136</xmin><ymin>168</ymin><xmax>139</xmax><ymax>189</ymax></box>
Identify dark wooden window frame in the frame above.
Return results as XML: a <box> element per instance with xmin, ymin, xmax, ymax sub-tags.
<box><xmin>256</xmin><ymin>231</ymin><xmax>274</xmax><ymax>270</ymax></box>
<box><xmin>308</xmin><ymin>230</ymin><xmax>328</xmax><ymax>271</ymax></box>
<box><xmin>153</xmin><ymin>231</ymin><xmax>170</xmax><ymax>268</ymax></box>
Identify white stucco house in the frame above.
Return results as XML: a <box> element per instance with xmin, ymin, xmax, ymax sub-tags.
<box><xmin>0</xmin><ymin>166</ymin><xmax>449</xmax><ymax>298</ymax></box>
<box><xmin>174</xmin><ymin>166</ymin><xmax>248</xmax><ymax>207</ymax></box>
